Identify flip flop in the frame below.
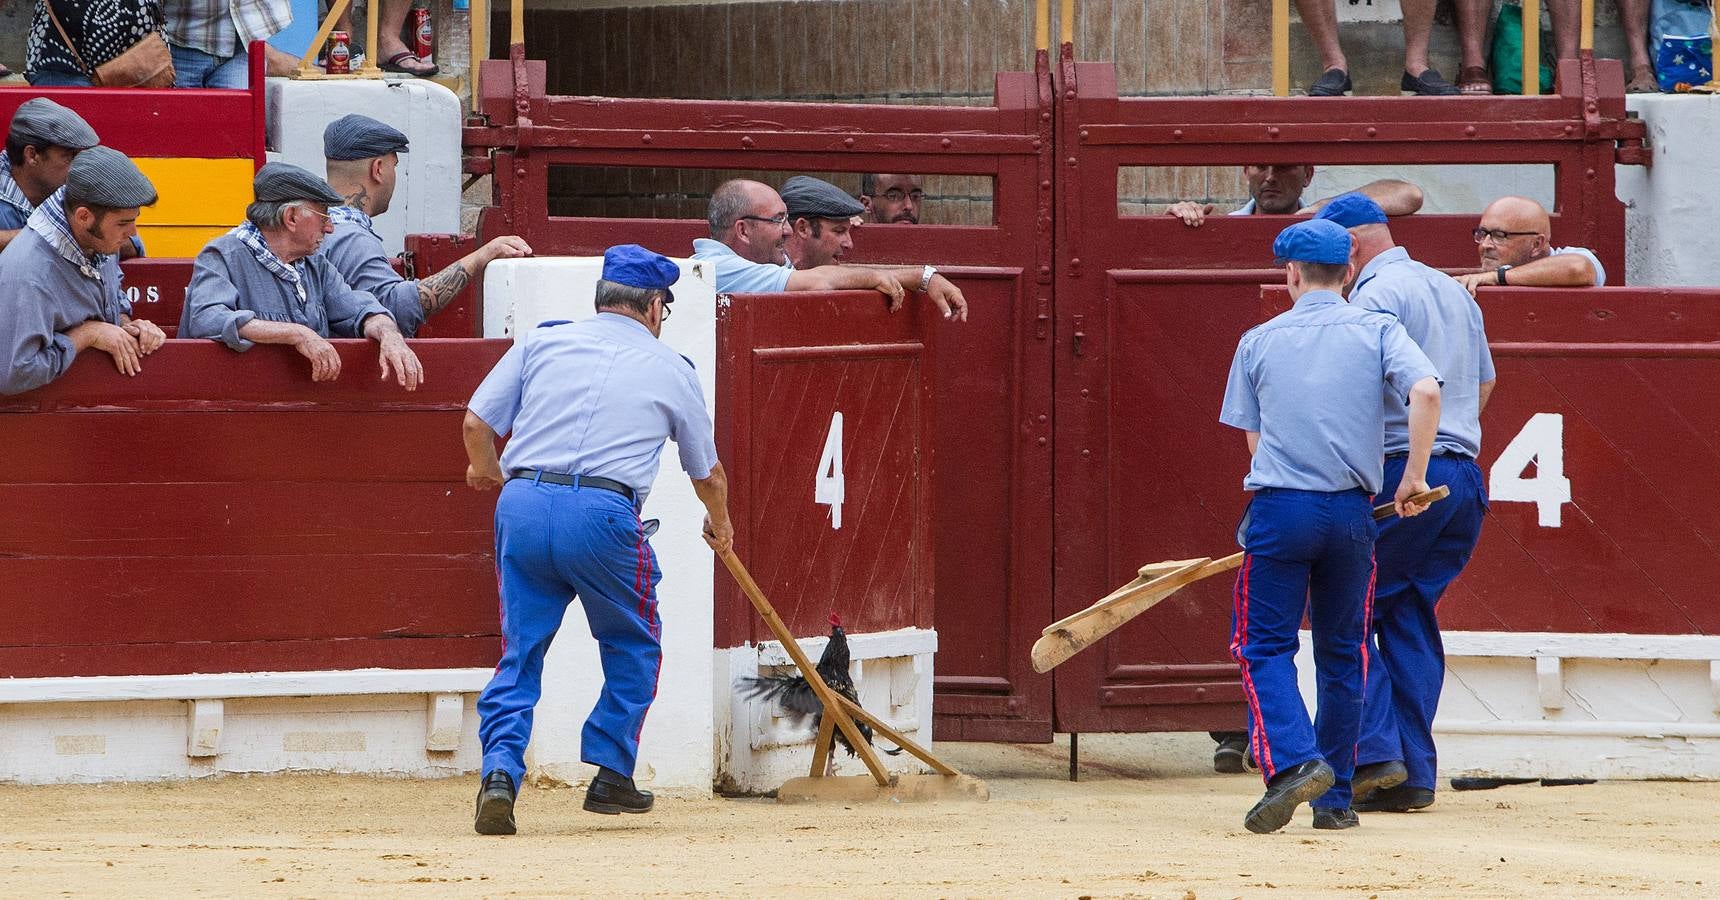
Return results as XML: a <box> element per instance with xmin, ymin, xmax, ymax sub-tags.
<box><xmin>1458</xmin><ymin>65</ymin><xmax>1492</xmax><ymax>96</ymax></box>
<box><xmin>379</xmin><ymin>51</ymin><xmax>437</xmax><ymax>78</ymax></box>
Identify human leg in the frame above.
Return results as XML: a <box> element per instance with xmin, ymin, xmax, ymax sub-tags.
<box><xmin>1454</xmin><ymin>0</ymin><xmax>1495</xmax><ymax>93</ymax></box>
<box><xmin>1548</xmin><ymin>0</ymin><xmax>1582</xmax><ymax>59</ymax></box>
<box><xmin>24</xmin><ymin>67</ymin><xmax>91</xmax><ymax>86</ymax></box>
<box><xmin>1306</xmin><ymin>491</ymin><xmax>1375</xmax><ymax>811</ymax></box>
<box><xmin>1618</xmin><ymin>0</ymin><xmax>1658</xmax><ymax>91</ymax></box>
<box><xmin>204</xmin><ymin>52</ymin><xmax>250</xmax><ymax>89</ymax></box>
<box><xmin>376</xmin><ymin>0</ymin><xmax>437</xmax><ymax>75</ymax></box>
<box><xmin>168</xmin><ymin>44</ymin><xmax>219</xmax><ymax>87</ymax></box>
<box><xmin>1231</xmin><ymin>492</ymin><xmax>1323</xmax><ymax>783</ymax></box>
<box><xmin>1293</xmin><ymin>0</ymin><xmax>1347</xmax><ymax>72</ymax></box>
<box><xmin>1399</xmin><ymin>0</ymin><xmax>1438</xmax><ymax>75</ymax></box>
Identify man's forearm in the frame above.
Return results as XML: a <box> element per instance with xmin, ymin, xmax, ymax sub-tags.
<box><xmin>1356</xmin><ymin>179</ymin><xmax>1424</xmax><ymax>216</ymax></box>
<box><xmin>362</xmin><ymin>312</ymin><xmax>404</xmax><ymax>343</ymax></box>
<box><xmin>691</xmin><ymin>462</ymin><xmax>731</xmax><ymax>524</ymax></box>
<box><xmin>417</xmin><ymin>255</ymin><xmax>478</xmax><ymax>316</ymax></box>
<box><xmin>463</xmin><ymin>411</ymin><xmax>503</xmax><ymax>472</ymax></box>
<box><xmin>1506</xmin><ymin>254</ymin><xmax>1597</xmax><ymax>287</ymax></box>
<box><xmin>1405</xmin><ymin>377</ymin><xmax>1442</xmax><ymax>478</ymax></box>
<box><xmin>238</xmin><ymin>320</ymin><xmax>315</xmax><ymax>346</ymax></box>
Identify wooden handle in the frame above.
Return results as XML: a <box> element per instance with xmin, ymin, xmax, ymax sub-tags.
<box><xmin>1374</xmin><ymin>484</ymin><xmax>1448</xmax><ymax>520</ymax></box>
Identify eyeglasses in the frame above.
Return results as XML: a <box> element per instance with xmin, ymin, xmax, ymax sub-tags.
<box><xmin>658</xmin><ymin>293</ymin><xmax>673</xmax><ymax>321</ymax></box>
<box><xmin>1472</xmin><ymin>227</ymin><xmax>1539</xmax><ymax>243</ymax></box>
<box><xmin>876</xmin><ymin>189</ymin><xmax>925</xmax><ymax>203</ymax></box>
<box><xmin>738</xmin><ymin>213</ymin><xmax>789</xmax><ymax>227</ymax></box>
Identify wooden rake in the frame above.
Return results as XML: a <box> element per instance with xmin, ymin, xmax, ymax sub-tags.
<box><xmin>1031</xmin><ymin>486</ymin><xmax>1450</xmax><ymax>674</ymax></box>
<box><xmin>717</xmin><ymin>549</ymin><xmax>987</xmax><ymax>802</ymax></box>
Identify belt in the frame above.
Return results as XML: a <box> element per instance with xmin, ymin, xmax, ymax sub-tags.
<box><xmin>509</xmin><ymin>470</ymin><xmax>636</xmax><ymax>502</ymax></box>
<box><xmin>1387</xmin><ymin>451</ymin><xmax>1476</xmax><ymax>462</ymax></box>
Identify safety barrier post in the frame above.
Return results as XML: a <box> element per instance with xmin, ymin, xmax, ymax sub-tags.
<box><xmin>471</xmin><ymin>0</ymin><xmax>488</xmax><ymax>104</ymax></box>
<box><xmin>1523</xmin><ymin>0</ymin><xmax>1541</xmax><ymax>96</ymax></box>
<box><xmin>1580</xmin><ymin>0</ymin><xmax>1593</xmax><ymax>50</ymax></box>
<box><xmin>1273</xmin><ymin>0</ymin><xmax>1289</xmax><ymax>96</ymax></box>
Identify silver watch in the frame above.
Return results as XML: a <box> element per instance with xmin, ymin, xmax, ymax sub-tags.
<box><xmin>918</xmin><ymin>265</ymin><xmax>937</xmax><ymax>292</ymax></box>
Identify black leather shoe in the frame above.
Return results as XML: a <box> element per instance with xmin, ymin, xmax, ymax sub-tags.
<box><xmin>1352</xmin><ymin>760</ymin><xmax>1408</xmax><ymax>798</ymax></box>
<box><xmin>1312</xmin><ymin>806</ymin><xmax>1359</xmax><ymax>830</ymax></box>
<box><xmin>1245</xmin><ymin>759</ymin><xmax>1335</xmax><ymax>834</ymax></box>
<box><xmin>1402</xmin><ymin>67</ymin><xmax>1459</xmax><ymax>96</ymax></box>
<box><xmin>1213</xmin><ymin>734</ymin><xmax>1249</xmax><ymax>774</ymax></box>
<box><xmin>1308</xmin><ymin>67</ymin><xmax>1352</xmax><ymax>96</ymax></box>
<box><xmin>1354</xmin><ymin>784</ymin><xmax>1435</xmax><ymax>812</ymax></box>
<box><xmin>473</xmin><ymin>770</ymin><xmax>517</xmax><ymax>835</ymax></box>
<box><xmin>584</xmin><ymin>767</ymin><xmax>654</xmax><ymax>815</ymax></box>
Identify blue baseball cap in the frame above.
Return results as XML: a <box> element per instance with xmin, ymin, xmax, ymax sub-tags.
<box><xmin>1272</xmin><ymin>219</ymin><xmax>1353</xmax><ymax>266</ymax></box>
<box><xmin>602</xmin><ymin>244</ymin><xmax>681</xmax><ymax>300</ymax></box>
<box><xmin>1314</xmin><ymin>192</ymin><xmax>1388</xmax><ymax>228</ymax></box>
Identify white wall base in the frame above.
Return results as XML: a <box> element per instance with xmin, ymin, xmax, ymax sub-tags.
<box><xmin>715</xmin><ymin>628</ymin><xmax>937</xmax><ymax>795</ymax></box>
<box><xmin>1293</xmin><ymin>631</ymin><xmax>1720</xmax><ymax>780</ymax></box>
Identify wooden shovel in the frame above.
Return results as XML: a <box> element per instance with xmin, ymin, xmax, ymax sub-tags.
<box><xmin>1030</xmin><ymin>485</ymin><xmax>1449</xmax><ymax>673</ymax></box>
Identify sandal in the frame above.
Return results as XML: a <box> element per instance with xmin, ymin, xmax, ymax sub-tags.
<box><xmin>1457</xmin><ymin>65</ymin><xmax>1492</xmax><ymax>96</ymax></box>
<box><xmin>379</xmin><ymin>50</ymin><xmax>437</xmax><ymax>78</ymax></box>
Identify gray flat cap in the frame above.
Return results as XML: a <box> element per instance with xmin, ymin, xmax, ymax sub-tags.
<box><xmin>323</xmin><ymin>113</ymin><xmax>410</xmax><ymax>161</ymax></box>
<box><xmin>65</xmin><ymin>146</ymin><xmax>157</xmax><ymax>208</ymax></box>
<box><xmin>253</xmin><ymin>162</ymin><xmax>345</xmax><ymax>205</ymax></box>
<box><xmin>9</xmin><ymin>98</ymin><xmax>100</xmax><ymax>150</ymax></box>
<box><xmin>781</xmin><ymin>175</ymin><xmax>865</xmax><ymax>221</ymax></box>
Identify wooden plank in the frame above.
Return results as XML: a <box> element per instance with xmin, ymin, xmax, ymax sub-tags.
<box><xmin>0</xmin><ymin>637</ymin><xmax>500</xmax><ymax>678</ymax></box>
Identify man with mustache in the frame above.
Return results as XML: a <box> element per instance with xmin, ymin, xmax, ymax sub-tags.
<box><xmin>1166</xmin><ymin>164</ymin><xmax>1424</xmax><ymax>228</ymax></box>
<box><xmin>858</xmin><ymin>173</ymin><xmax>923</xmax><ymax>225</ymax></box>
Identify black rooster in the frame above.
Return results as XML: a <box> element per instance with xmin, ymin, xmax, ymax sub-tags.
<box><xmin>741</xmin><ymin>613</ymin><xmax>902</xmax><ymax>759</ymax></box>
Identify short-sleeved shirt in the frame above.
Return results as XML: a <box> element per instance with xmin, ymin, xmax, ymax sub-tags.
<box><xmin>1220</xmin><ymin>290</ymin><xmax>1441</xmax><ymax>495</ymax></box>
<box><xmin>320</xmin><ymin>207</ymin><xmax>426</xmax><ymax>336</ymax></box>
<box><xmin>1548</xmin><ymin>246</ymin><xmax>1607</xmax><ymax>286</ymax></box>
<box><xmin>690</xmin><ymin>237</ymin><xmax>792</xmax><ymax>293</ymax></box>
<box><xmin>1352</xmin><ymin>246</ymin><xmax>1495</xmax><ymax>458</ymax></box>
<box><xmin>467</xmin><ymin>312</ymin><xmax>719</xmax><ymax>506</ymax></box>
<box><xmin>180</xmin><ymin>232</ymin><xmax>390</xmax><ymax>350</ymax></box>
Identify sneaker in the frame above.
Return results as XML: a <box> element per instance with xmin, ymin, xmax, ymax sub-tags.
<box><xmin>583</xmin><ymin>766</ymin><xmax>654</xmax><ymax>815</ymax></box>
<box><xmin>1402</xmin><ymin>67</ymin><xmax>1460</xmax><ymax>96</ymax></box>
<box><xmin>1354</xmin><ymin>784</ymin><xmax>1435</xmax><ymax>812</ymax></box>
<box><xmin>1352</xmin><ymin>760</ymin><xmax>1408</xmax><ymax>798</ymax></box>
<box><xmin>1312</xmin><ymin>806</ymin><xmax>1360</xmax><ymax>830</ymax></box>
<box><xmin>1213</xmin><ymin>734</ymin><xmax>1249</xmax><ymax>774</ymax></box>
<box><xmin>1308</xmin><ymin>67</ymin><xmax>1352</xmax><ymax>97</ymax></box>
<box><xmin>473</xmin><ymin>770</ymin><xmax>517</xmax><ymax>835</ymax></box>
<box><xmin>1245</xmin><ymin>759</ymin><xmax>1335</xmax><ymax>834</ymax></box>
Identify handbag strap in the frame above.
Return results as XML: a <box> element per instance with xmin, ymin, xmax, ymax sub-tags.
<box><xmin>42</xmin><ymin>0</ymin><xmax>95</xmax><ymax>78</ymax></box>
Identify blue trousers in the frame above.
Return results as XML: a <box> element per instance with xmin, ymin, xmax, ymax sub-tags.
<box><xmin>477</xmin><ymin>478</ymin><xmax>662</xmax><ymax>788</ymax></box>
<box><xmin>169</xmin><ymin>43</ymin><xmax>250</xmax><ymax>88</ymax></box>
<box><xmin>1231</xmin><ymin>488</ymin><xmax>1376</xmax><ymax>810</ymax></box>
<box><xmin>1358</xmin><ymin>454</ymin><xmax>1486</xmax><ymax>791</ymax></box>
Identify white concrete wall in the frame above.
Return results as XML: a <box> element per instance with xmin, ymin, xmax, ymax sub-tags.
<box><xmin>482</xmin><ymin>256</ymin><xmax>718</xmax><ymax>795</ymax></box>
<box><xmin>1619</xmin><ymin>94</ymin><xmax>1720</xmax><ymax>287</ymax></box>
<box><xmin>1307</xmin><ymin>164</ymin><xmax>1556</xmax><ymax>215</ymax></box>
<box><xmin>264</xmin><ymin>77</ymin><xmax>463</xmax><ymax>255</ymax></box>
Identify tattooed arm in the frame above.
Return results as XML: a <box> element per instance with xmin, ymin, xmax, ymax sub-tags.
<box><xmin>419</xmin><ymin>235</ymin><xmax>534</xmax><ymax>316</ymax></box>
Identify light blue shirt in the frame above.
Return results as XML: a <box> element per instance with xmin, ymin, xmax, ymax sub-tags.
<box><xmin>690</xmin><ymin>237</ymin><xmax>791</xmax><ymax>293</ymax></box>
<box><xmin>1221</xmin><ymin>290</ymin><xmax>1441</xmax><ymax>495</ymax></box>
<box><xmin>1229</xmin><ymin>196</ymin><xmax>1305</xmax><ymax>216</ymax></box>
<box><xmin>467</xmin><ymin>313</ymin><xmax>719</xmax><ymax>506</ymax></box>
<box><xmin>1549</xmin><ymin>246</ymin><xmax>1607</xmax><ymax>286</ymax></box>
<box><xmin>1352</xmin><ymin>246</ymin><xmax>1495</xmax><ymax>459</ymax></box>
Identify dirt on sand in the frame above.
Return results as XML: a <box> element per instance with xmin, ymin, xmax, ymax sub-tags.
<box><xmin>1</xmin><ymin>733</ymin><xmax>1714</xmax><ymax>898</ymax></box>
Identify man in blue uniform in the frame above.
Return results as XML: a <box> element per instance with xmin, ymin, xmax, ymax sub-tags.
<box><xmin>1221</xmin><ymin>218</ymin><xmax>1443</xmax><ymax>833</ymax></box>
<box><xmin>462</xmin><ymin>244</ymin><xmax>734</xmax><ymax>835</ymax></box>
<box><xmin>319</xmin><ymin>114</ymin><xmax>533</xmax><ymax>336</ymax></box>
<box><xmin>1317</xmin><ymin>193</ymin><xmax>1495</xmax><ymax>812</ymax></box>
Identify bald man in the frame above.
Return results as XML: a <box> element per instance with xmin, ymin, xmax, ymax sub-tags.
<box><xmin>1454</xmin><ymin>196</ymin><xmax>1606</xmax><ymax>296</ymax></box>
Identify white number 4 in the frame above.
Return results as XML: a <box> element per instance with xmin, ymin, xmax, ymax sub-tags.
<box><xmin>1489</xmin><ymin>412</ymin><xmax>1571</xmax><ymax>527</ymax></box>
<box><xmin>815</xmin><ymin>411</ymin><xmax>845</xmax><ymax>530</ymax></box>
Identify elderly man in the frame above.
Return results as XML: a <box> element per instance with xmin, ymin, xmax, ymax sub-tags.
<box><xmin>1294</xmin><ymin>0</ymin><xmax>1456</xmax><ymax>96</ymax></box>
<box><xmin>1454</xmin><ymin>196</ymin><xmax>1606</xmax><ymax>296</ymax></box>
<box><xmin>782</xmin><ymin>175</ymin><xmax>864</xmax><ymax>270</ymax></box>
<box><xmin>858</xmin><ymin>173</ymin><xmax>923</xmax><ymax>224</ymax></box>
<box><xmin>0</xmin><ymin>147</ymin><xmax>165</xmax><ymax>395</ymax></box>
<box><xmin>180</xmin><ymin>163</ymin><xmax>422</xmax><ymax>388</ymax></box>
<box><xmin>319</xmin><ymin>114</ymin><xmax>532</xmax><ymax>336</ymax></box>
<box><xmin>1168</xmin><ymin>165</ymin><xmax>1424</xmax><ymax>228</ymax></box>
<box><xmin>691</xmin><ymin>179</ymin><xmax>968</xmax><ymax>320</ymax></box>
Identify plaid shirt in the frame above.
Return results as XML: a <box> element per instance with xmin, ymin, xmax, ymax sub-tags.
<box><xmin>161</xmin><ymin>0</ymin><xmax>291</xmax><ymax>58</ymax></box>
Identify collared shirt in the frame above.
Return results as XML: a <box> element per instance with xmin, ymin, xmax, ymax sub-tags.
<box><xmin>161</xmin><ymin>0</ymin><xmax>292</xmax><ymax>58</ymax></box>
<box><xmin>467</xmin><ymin>313</ymin><xmax>719</xmax><ymax>506</ymax></box>
<box><xmin>319</xmin><ymin>206</ymin><xmax>426</xmax><ymax>337</ymax></box>
<box><xmin>690</xmin><ymin>237</ymin><xmax>792</xmax><ymax>294</ymax></box>
<box><xmin>1230</xmin><ymin>196</ymin><xmax>1305</xmax><ymax>216</ymax></box>
<box><xmin>1352</xmin><ymin>246</ymin><xmax>1495</xmax><ymax>459</ymax></box>
<box><xmin>1221</xmin><ymin>290</ymin><xmax>1441</xmax><ymax>495</ymax></box>
<box><xmin>0</xmin><ymin>207</ymin><xmax>128</xmax><ymax>395</ymax></box>
<box><xmin>180</xmin><ymin>231</ymin><xmax>390</xmax><ymax>350</ymax></box>
<box><xmin>0</xmin><ymin>154</ymin><xmax>34</xmax><ymax>229</ymax></box>
<box><xmin>1548</xmin><ymin>246</ymin><xmax>1607</xmax><ymax>286</ymax></box>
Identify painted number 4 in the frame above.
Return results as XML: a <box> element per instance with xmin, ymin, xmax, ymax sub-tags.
<box><xmin>1489</xmin><ymin>412</ymin><xmax>1571</xmax><ymax>527</ymax></box>
<box><xmin>816</xmin><ymin>411</ymin><xmax>845</xmax><ymax>530</ymax></box>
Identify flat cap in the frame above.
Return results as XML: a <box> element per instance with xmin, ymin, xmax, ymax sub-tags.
<box><xmin>1315</xmin><ymin>192</ymin><xmax>1389</xmax><ymax>228</ymax></box>
<box><xmin>64</xmin><ymin>146</ymin><xmax>158</xmax><ymax>208</ymax></box>
<box><xmin>8</xmin><ymin>98</ymin><xmax>99</xmax><ymax>150</ymax></box>
<box><xmin>253</xmin><ymin>162</ymin><xmax>345</xmax><ymax>205</ymax></box>
<box><xmin>781</xmin><ymin>175</ymin><xmax>865</xmax><ymax>221</ymax></box>
<box><xmin>323</xmin><ymin>113</ymin><xmax>410</xmax><ymax>161</ymax></box>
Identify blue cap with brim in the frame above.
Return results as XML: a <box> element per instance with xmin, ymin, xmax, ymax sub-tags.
<box><xmin>1273</xmin><ymin>218</ymin><xmax>1353</xmax><ymax>266</ymax></box>
<box><xmin>1315</xmin><ymin>192</ymin><xmax>1389</xmax><ymax>228</ymax></box>
<box><xmin>602</xmin><ymin>244</ymin><xmax>681</xmax><ymax>302</ymax></box>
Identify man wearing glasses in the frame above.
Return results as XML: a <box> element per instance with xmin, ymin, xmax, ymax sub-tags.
<box><xmin>691</xmin><ymin>179</ymin><xmax>968</xmax><ymax>320</ymax></box>
<box><xmin>858</xmin><ymin>174</ymin><xmax>924</xmax><ymax>225</ymax></box>
<box><xmin>180</xmin><ymin>163</ymin><xmax>422</xmax><ymax>389</ymax></box>
<box><xmin>1453</xmin><ymin>196</ymin><xmax>1606</xmax><ymax>296</ymax></box>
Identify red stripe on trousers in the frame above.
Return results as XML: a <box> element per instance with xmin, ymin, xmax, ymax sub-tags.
<box><xmin>1231</xmin><ymin>554</ymin><xmax>1276</xmax><ymax>780</ymax></box>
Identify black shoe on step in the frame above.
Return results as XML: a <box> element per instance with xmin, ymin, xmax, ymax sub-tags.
<box><xmin>1308</xmin><ymin>67</ymin><xmax>1352</xmax><ymax>96</ymax></box>
<box><xmin>1312</xmin><ymin>806</ymin><xmax>1360</xmax><ymax>830</ymax></box>
<box><xmin>1354</xmin><ymin>784</ymin><xmax>1436</xmax><ymax>812</ymax></box>
<box><xmin>1402</xmin><ymin>67</ymin><xmax>1459</xmax><ymax>96</ymax></box>
<box><xmin>1213</xmin><ymin>734</ymin><xmax>1250</xmax><ymax>774</ymax></box>
<box><xmin>1245</xmin><ymin>759</ymin><xmax>1335</xmax><ymax>834</ymax></box>
<box><xmin>1352</xmin><ymin>760</ymin><xmax>1408</xmax><ymax>798</ymax></box>
<box><xmin>584</xmin><ymin>766</ymin><xmax>654</xmax><ymax>815</ymax></box>
<box><xmin>473</xmin><ymin>770</ymin><xmax>517</xmax><ymax>835</ymax></box>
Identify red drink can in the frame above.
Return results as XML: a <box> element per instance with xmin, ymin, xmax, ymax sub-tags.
<box><xmin>412</xmin><ymin>5</ymin><xmax>434</xmax><ymax>65</ymax></box>
<box><xmin>326</xmin><ymin>31</ymin><xmax>351</xmax><ymax>74</ymax></box>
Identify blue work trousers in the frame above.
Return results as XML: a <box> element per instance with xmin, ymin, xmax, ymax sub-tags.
<box><xmin>477</xmin><ymin>478</ymin><xmax>663</xmax><ymax>787</ymax></box>
<box><xmin>1358</xmin><ymin>454</ymin><xmax>1486</xmax><ymax>791</ymax></box>
<box><xmin>1231</xmin><ymin>488</ymin><xmax>1376</xmax><ymax>810</ymax></box>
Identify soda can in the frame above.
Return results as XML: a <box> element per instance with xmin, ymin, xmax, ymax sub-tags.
<box><xmin>412</xmin><ymin>5</ymin><xmax>434</xmax><ymax>66</ymax></box>
<box><xmin>326</xmin><ymin>31</ymin><xmax>352</xmax><ymax>74</ymax></box>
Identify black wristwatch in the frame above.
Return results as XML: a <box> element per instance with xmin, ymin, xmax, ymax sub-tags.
<box><xmin>1495</xmin><ymin>265</ymin><xmax>1512</xmax><ymax>285</ymax></box>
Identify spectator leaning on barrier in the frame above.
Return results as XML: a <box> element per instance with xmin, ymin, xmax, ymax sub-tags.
<box><xmin>690</xmin><ymin>179</ymin><xmax>969</xmax><ymax>320</ymax></box>
<box><xmin>0</xmin><ymin>147</ymin><xmax>165</xmax><ymax>395</ymax></box>
<box><xmin>319</xmin><ymin>114</ymin><xmax>531</xmax><ymax>337</ymax></box>
<box><xmin>1167</xmin><ymin>165</ymin><xmax>1425</xmax><ymax>228</ymax></box>
<box><xmin>1</xmin><ymin>99</ymin><xmax>98</xmax><ymax>251</ymax></box>
<box><xmin>159</xmin><ymin>0</ymin><xmax>291</xmax><ymax>88</ymax></box>
<box><xmin>1453</xmin><ymin>196</ymin><xmax>1606</xmax><ymax>296</ymax></box>
<box><xmin>180</xmin><ymin>162</ymin><xmax>423</xmax><ymax>388</ymax></box>
<box><xmin>1294</xmin><ymin>0</ymin><xmax>1457</xmax><ymax>96</ymax></box>
<box><xmin>781</xmin><ymin>175</ymin><xmax>863</xmax><ymax>270</ymax></box>
<box><xmin>858</xmin><ymin>173</ymin><xmax>923</xmax><ymax>225</ymax></box>
<box><xmin>26</xmin><ymin>0</ymin><xmax>166</xmax><ymax>87</ymax></box>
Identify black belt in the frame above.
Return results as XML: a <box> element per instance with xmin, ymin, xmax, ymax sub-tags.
<box><xmin>1388</xmin><ymin>451</ymin><xmax>1475</xmax><ymax>462</ymax></box>
<box><xmin>509</xmin><ymin>470</ymin><xmax>636</xmax><ymax>502</ymax></box>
